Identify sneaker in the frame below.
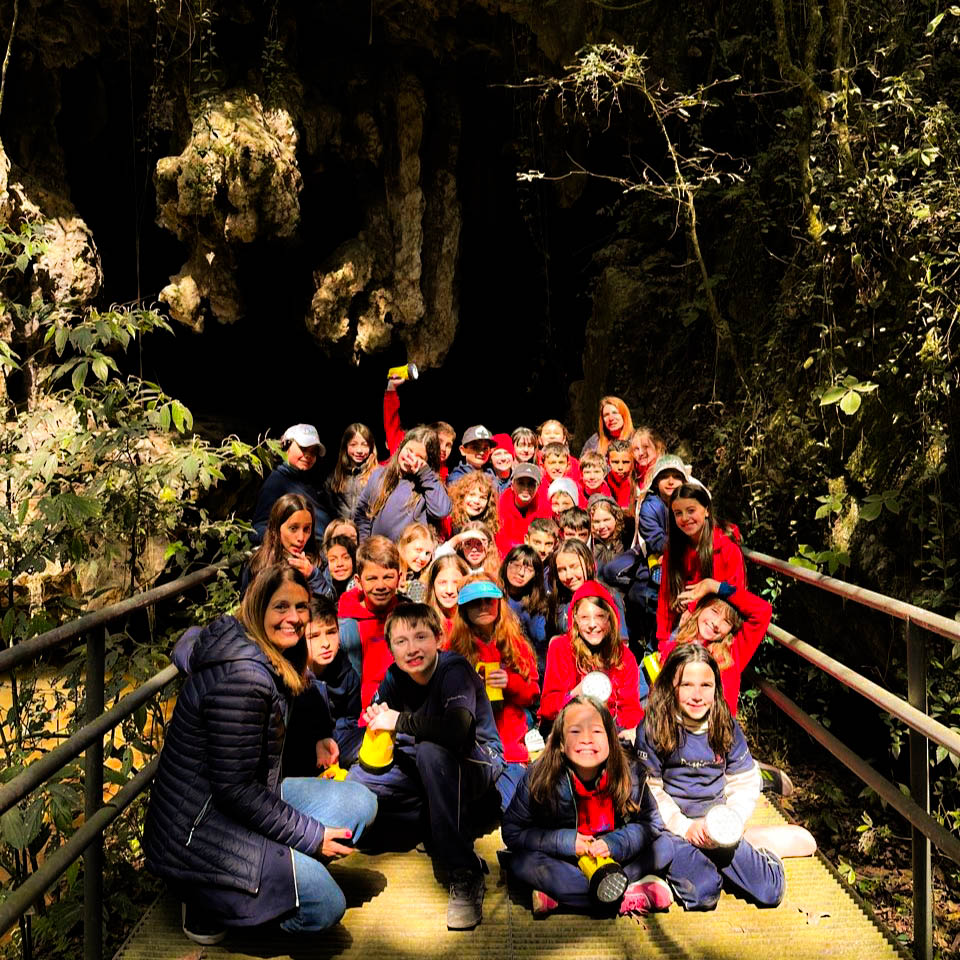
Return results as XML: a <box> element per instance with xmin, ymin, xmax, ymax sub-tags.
<box><xmin>622</xmin><ymin>875</ymin><xmax>673</xmax><ymax>914</ymax></box>
<box><xmin>447</xmin><ymin>870</ymin><xmax>485</xmax><ymax>930</ymax></box>
<box><xmin>181</xmin><ymin>902</ymin><xmax>226</xmax><ymax>945</ymax></box>
<box><xmin>531</xmin><ymin>889</ymin><xmax>559</xmax><ymax>916</ymax></box>
<box><xmin>759</xmin><ymin>762</ymin><xmax>795</xmax><ymax>797</ymax></box>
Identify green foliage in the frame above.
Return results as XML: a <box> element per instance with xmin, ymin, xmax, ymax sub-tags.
<box><xmin>0</xmin><ymin>212</ymin><xmax>256</xmax><ymax>958</ymax></box>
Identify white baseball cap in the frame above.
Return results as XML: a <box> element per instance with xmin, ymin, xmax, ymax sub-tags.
<box><xmin>281</xmin><ymin>424</ymin><xmax>325</xmax><ymax>456</ymax></box>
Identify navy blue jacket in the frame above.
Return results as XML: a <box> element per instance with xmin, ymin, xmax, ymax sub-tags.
<box><xmin>502</xmin><ymin>760</ymin><xmax>658</xmax><ymax>862</ymax></box>
<box><xmin>354</xmin><ymin>465</ymin><xmax>451</xmax><ymax>542</ymax></box>
<box><xmin>447</xmin><ymin>460</ymin><xmax>498</xmax><ymax>486</ymax></box>
<box><xmin>251</xmin><ymin>462</ymin><xmax>332</xmax><ymax>544</ymax></box>
<box><xmin>373</xmin><ymin>651</ymin><xmax>504</xmax><ymax>767</ymax></box>
<box><xmin>284</xmin><ymin>649</ymin><xmax>362</xmax><ymax>773</ymax></box>
<box><xmin>144</xmin><ymin>617</ymin><xmax>326</xmax><ymax>912</ymax></box>
<box><xmin>637</xmin><ymin>494</ymin><xmax>669</xmax><ymax>556</ymax></box>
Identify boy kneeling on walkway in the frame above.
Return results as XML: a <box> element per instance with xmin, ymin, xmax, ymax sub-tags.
<box><xmin>348</xmin><ymin>602</ymin><xmax>504</xmax><ymax>930</ymax></box>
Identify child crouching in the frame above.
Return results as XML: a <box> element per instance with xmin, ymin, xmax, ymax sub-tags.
<box><xmin>347</xmin><ymin>602</ymin><xmax>505</xmax><ymax>931</ymax></box>
<box><xmin>502</xmin><ymin>696</ymin><xmax>673</xmax><ymax>917</ymax></box>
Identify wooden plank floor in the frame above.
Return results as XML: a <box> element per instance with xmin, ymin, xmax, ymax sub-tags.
<box><xmin>114</xmin><ymin>797</ymin><xmax>909</xmax><ymax>960</ymax></box>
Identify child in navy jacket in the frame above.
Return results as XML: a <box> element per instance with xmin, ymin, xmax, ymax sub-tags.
<box><xmin>502</xmin><ymin>695</ymin><xmax>672</xmax><ymax>916</ymax></box>
<box><xmin>348</xmin><ymin>602</ymin><xmax>506</xmax><ymax>930</ymax></box>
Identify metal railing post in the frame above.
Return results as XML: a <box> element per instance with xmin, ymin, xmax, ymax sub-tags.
<box><xmin>906</xmin><ymin>618</ymin><xmax>933</xmax><ymax>960</ymax></box>
<box><xmin>83</xmin><ymin>627</ymin><xmax>105</xmax><ymax>960</ymax></box>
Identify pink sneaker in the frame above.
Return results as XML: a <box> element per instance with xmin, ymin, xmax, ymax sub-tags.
<box><xmin>532</xmin><ymin>889</ymin><xmax>559</xmax><ymax>916</ymax></box>
<box><xmin>619</xmin><ymin>876</ymin><xmax>673</xmax><ymax>916</ymax></box>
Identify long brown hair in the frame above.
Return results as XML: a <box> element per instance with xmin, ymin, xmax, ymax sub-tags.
<box><xmin>546</xmin><ymin>538</ymin><xmax>596</xmax><ymax>627</ymax></box>
<box><xmin>528</xmin><ymin>696</ymin><xmax>638</xmax><ymax>816</ymax></box>
<box><xmin>644</xmin><ymin>645</ymin><xmax>734</xmax><ymax>758</ymax></box>
<box><xmin>367</xmin><ymin>426</ymin><xmax>440</xmax><ymax>520</ymax></box>
<box><xmin>448</xmin><ymin>574</ymin><xmax>535</xmax><ymax>681</ymax></box>
<box><xmin>250</xmin><ymin>494</ymin><xmax>318</xmax><ymax>577</ymax></box>
<box><xmin>596</xmin><ymin>396</ymin><xmax>635</xmax><ymax>457</ymax></box>
<box><xmin>331</xmin><ymin>423</ymin><xmax>378</xmax><ymax>493</ymax></box>
<box><xmin>568</xmin><ymin>594</ymin><xmax>623</xmax><ymax>674</ymax></box>
<box><xmin>673</xmin><ymin>596</ymin><xmax>744</xmax><ymax>671</ymax></box>
<box><xmin>238</xmin><ymin>565</ymin><xmax>311</xmax><ymax>695</ymax></box>
<box><xmin>665</xmin><ymin>483</ymin><xmax>717</xmax><ymax>613</ymax></box>
<box><xmin>447</xmin><ymin>470</ymin><xmax>501</xmax><ymax>534</ymax></box>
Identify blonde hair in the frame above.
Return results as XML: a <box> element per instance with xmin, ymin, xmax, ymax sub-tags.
<box><xmin>397</xmin><ymin>522</ymin><xmax>436</xmax><ymax>580</ymax></box>
<box><xmin>424</xmin><ymin>554</ymin><xmax>470</xmax><ymax>619</ymax></box>
<box><xmin>673</xmin><ymin>596</ymin><xmax>743</xmax><ymax>671</ymax></box>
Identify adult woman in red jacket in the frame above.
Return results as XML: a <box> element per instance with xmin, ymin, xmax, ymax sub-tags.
<box><xmin>656</xmin><ymin>483</ymin><xmax>746</xmax><ymax>644</ymax></box>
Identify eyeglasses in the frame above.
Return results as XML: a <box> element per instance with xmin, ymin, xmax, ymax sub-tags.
<box><xmin>507</xmin><ymin>558</ymin><xmax>535</xmax><ymax>570</ymax></box>
<box><xmin>462</xmin><ymin>538</ymin><xmax>489</xmax><ymax>549</ymax></box>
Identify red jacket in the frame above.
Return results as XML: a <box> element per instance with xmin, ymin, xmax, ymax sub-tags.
<box><xmin>606</xmin><ymin>470</ymin><xmax>634</xmax><ymax>509</ymax></box>
<box><xmin>496</xmin><ymin>487</ymin><xmax>548</xmax><ymax>556</ymax></box>
<box><xmin>337</xmin><ymin>587</ymin><xmax>399</xmax><ymax>711</ymax></box>
<box><xmin>383</xmin><ymin>390</ymin><xmax>448</xmax><ymax>482</ymax></box>
<box><xmin>658</xmin><ymin>586</ymin><xmax>771</xmax><ymax>716</ymax></box>
<box><xmin>539</xmin><ymin>581</ymin><xmax>644</xmax><ymax>730</ymax></box>
<box><xmin>580</xmin><ymin>479</ymin><xmax>613</xmax><ymax>501</ymax></box>
<box><xmin>655</xmin><ymin>526</ymin><xmax>746</xmax><ymax>643</ymax></box>
<box><xmin>471</xmin><ymin>636</ymin><xmax>539</xmax><ymax>762</ymax></box>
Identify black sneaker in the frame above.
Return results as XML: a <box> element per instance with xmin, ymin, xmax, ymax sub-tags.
<box><xmin>447</xmin><ymin>870</ymin><xmax>485</xmax><ymax>930</ymax></box>
<box><xmin>181</xmin><ymin>902</ymin><xmax>226</xmax><ymax>945</ymax></box>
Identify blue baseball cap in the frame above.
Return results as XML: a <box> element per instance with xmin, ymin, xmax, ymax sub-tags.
<box><xmin>457</xmin><ymin>580</ymin><xmax>503</xmax><ymax>605</ymax></box>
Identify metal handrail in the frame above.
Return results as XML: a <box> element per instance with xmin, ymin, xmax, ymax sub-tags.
<box><xmin>0</xmin><ymin>664</ymin><xmax>178</xmax><ymax>817</ymax></box>
<box><xmin>744</xmin><ymin>548</ymin><xmax>960</xmax><ymax>642</ymax></box>
<box><xmin>744</xmin><ymin>548</ymin><xmax>947</xmax><ymax>960</ymax></box>
<box><xmin>765</xmin><ymin>623</ymin><xmax>960</xmax><ymax>759</ymax></box>
<box><xmin>759</xmin><ymin>681</ymin><xmax>960</xmax><ymax>864</ymax></box>
<box><xmin>0</xmin><ymin>556</ymin><xmax>240</xmax><ymax>675</ymax></box>
<box><xmin>0</xmin><ymin>759</ymin><xmax>159</xmax><ymax>941</ymax></box>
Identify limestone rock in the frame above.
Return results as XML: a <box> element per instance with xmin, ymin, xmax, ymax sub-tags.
<box><xmin>155</xmin><ymin>89</ymin><xmax>302</xmax><ymax>328</ymax></box>
<box><xmin>305</xmin><ymin>76</ymin><xmax>463</xmax><ymax>369</ymax></box>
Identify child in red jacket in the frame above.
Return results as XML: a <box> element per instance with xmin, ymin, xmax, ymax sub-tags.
<box><xmin>337</xmin><ymin>535</ymin><xmax>402</xmax><ymax>710</ymax></box>
<box><xmin>496</xmin><ymin>463</ymin><xmax>547</xmax><ymax>555</ymax></box>
<box><xmin>606</xmin><ymin>439</ymin><xmax>635</xmax><ymax>510</ymax></box>
<box><xmin>579</xmin><ymin>450</ymin><xmax>612</xmax><ymax>501</ymax></box>
<box><xmin>658</xmin><ymin>579</ymin><xmax>771</xmax><ymax>716</ymax></box>
<box><xmin>656</xmin><ymin>483</ymin><xmax>746</xmax><ymax>644</ymax></box>
<box><xmin>383</xmin><ymin>370</ymin><xmax>456</xmax><ymax>481</ymax></box>
<box><xmin>540</xmin><ymin>580</ymin><xmax>644</xmax><ymax>737</ymax></box>
<box><xmin>446</xmin><ymin>577</ymin><xmax>539</xmax><ymax>794</ymax></box>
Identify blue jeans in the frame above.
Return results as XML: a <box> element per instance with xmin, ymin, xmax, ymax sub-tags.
<box><xmin>278</xmin><ymin>777</ymin><xmax>378</xmax><ymax>932</ymax></box>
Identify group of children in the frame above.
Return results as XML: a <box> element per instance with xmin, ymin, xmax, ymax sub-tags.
<box><xmin>226</xmin><ymin>379</ymin><xmax>816</xmax><ymax>932</ymax></box>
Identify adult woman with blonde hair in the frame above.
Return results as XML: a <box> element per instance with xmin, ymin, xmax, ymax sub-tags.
<box><xmin>145</xmin><ymin>565</ymin><xmax>378</xmax><ymax>944</ymax></box>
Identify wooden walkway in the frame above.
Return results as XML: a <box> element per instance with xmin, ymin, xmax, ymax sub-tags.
<box><xmin>114</xmin><ymin>797</ymin><xmax>909</xmax><ymax>960</ymax></box>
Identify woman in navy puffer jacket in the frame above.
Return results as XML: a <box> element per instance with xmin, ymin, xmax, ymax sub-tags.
<box><xmin>145</xmin><ymin>565</ymin><xmax>377</xmax><ymax>942</ymax></box>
